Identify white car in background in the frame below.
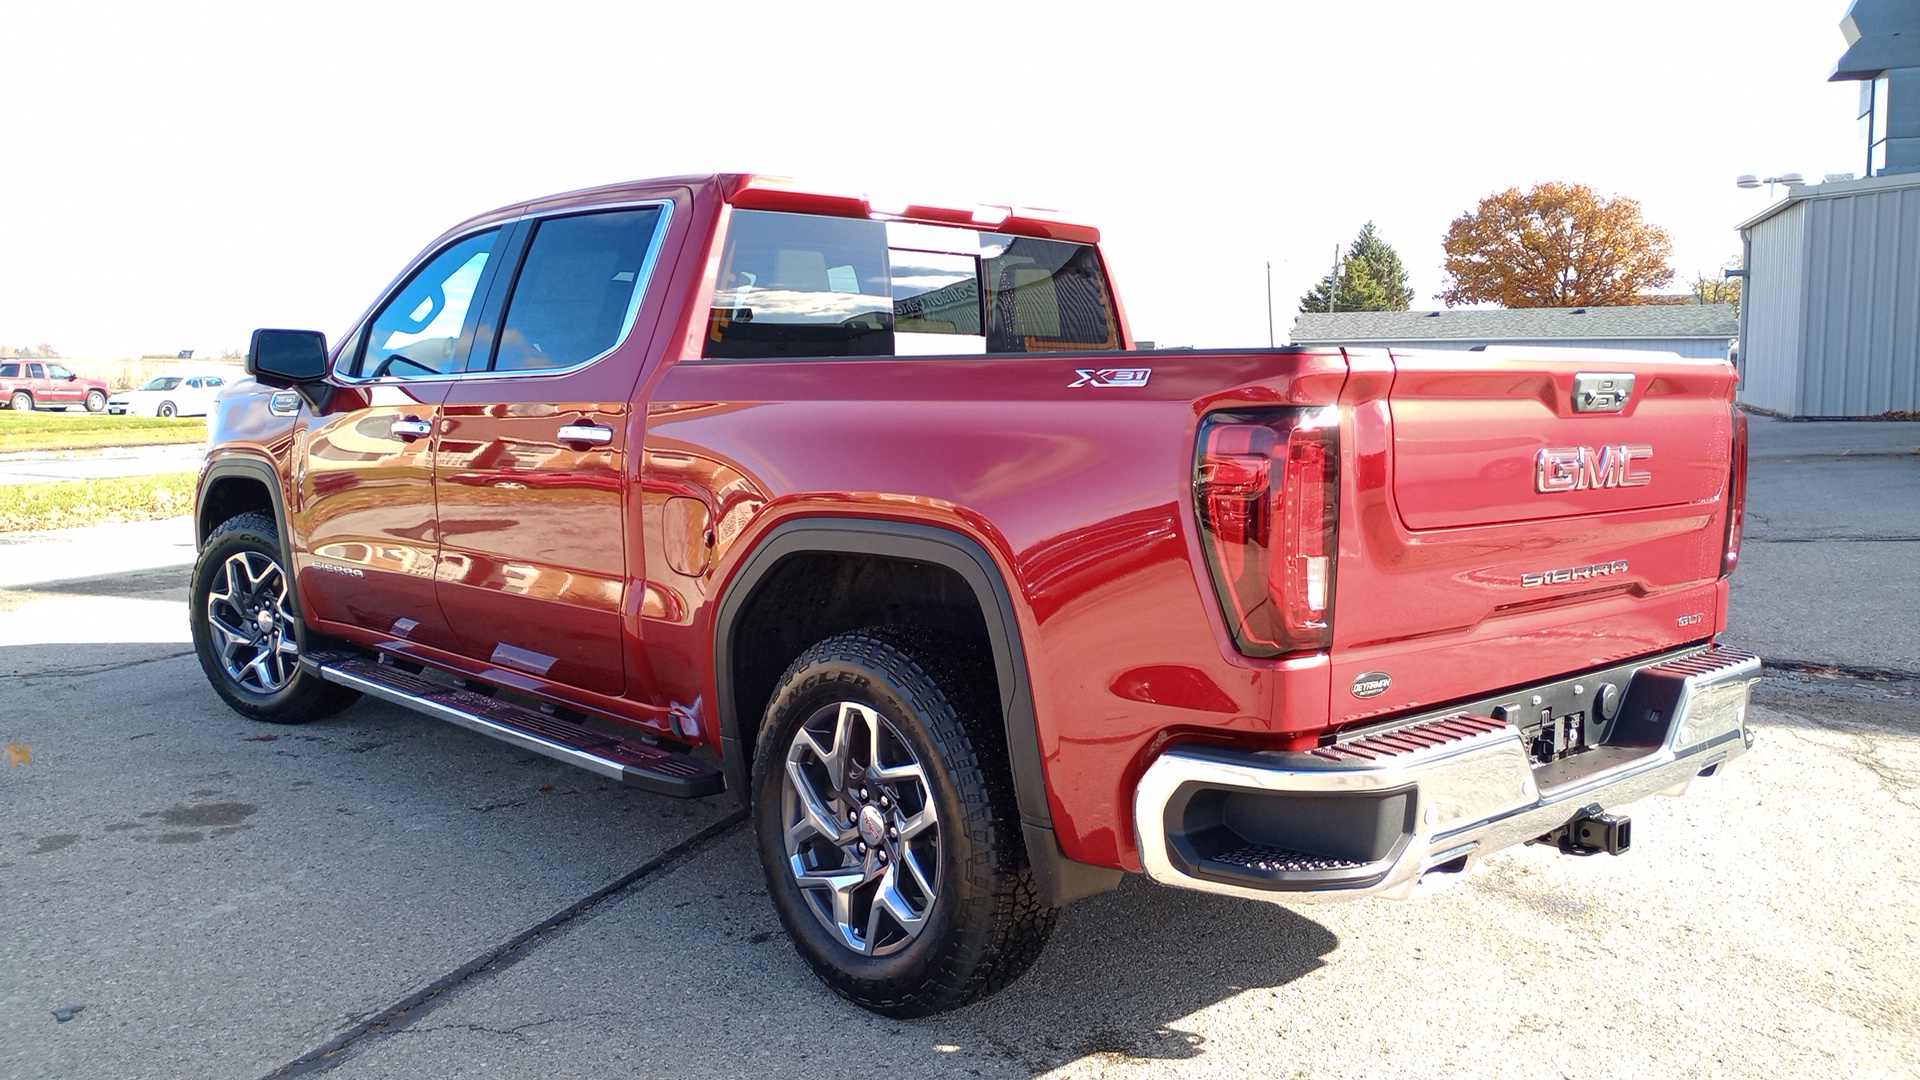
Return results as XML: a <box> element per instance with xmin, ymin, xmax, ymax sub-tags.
<box><xmin>107</xmin><ymin>372</ymin><xmax>236</xmax><ymax>418</ymax></box>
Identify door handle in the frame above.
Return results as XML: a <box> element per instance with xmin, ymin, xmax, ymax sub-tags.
<box><xmin>390</xmin><ymin>417</ymin><xmax>433</xmax><ymax>440</ymax></box>
<box><xmin>557</xmin><ymin>423</ymin><xmax>614</xmax><ymax>446</ymax></box>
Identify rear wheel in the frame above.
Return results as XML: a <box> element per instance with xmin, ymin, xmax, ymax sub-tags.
<box><xmin>752</xmin><ymin>627</ymin><xmax>1056</xmax><ymax>1017</ymax></box>
<box><xmin>84</xmin><ymin>389</ymin><xmax>106</xmax><ymax>413</ymax></box>
<box><xmin>189</xmin><ymin>511</ymin><xmax>359</xmax><ymax>723</ymax></box>
<box><xmin>8</xmin><ymin>391</ymin><xmax>30</xmax><ymax>411</ymax></box>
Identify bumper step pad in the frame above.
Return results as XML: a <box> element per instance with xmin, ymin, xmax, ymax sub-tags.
<box><xmin>312</xmin><ymin>654</ymin><xmax>723</xmax><ymax>798</ymax></box>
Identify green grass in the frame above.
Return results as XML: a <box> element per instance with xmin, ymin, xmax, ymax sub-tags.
<box><xmin>0</xmin><ymin>472</ymin><xmax>196</xmax><ymax>532</ymax></box>
<box><xmin>0</xmin><ymin>411</ymin><xmax>206</xmax><ymax>453</ymax></box>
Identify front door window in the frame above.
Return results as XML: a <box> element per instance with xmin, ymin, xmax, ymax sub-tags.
<box><xmin>352</xmin><ymin>229</ymin><xmax>499</xmax><ymax>378</ymax></box>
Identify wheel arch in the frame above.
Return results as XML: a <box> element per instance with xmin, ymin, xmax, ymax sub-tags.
<box><xmin>713</xmin><ymin>518</ymin><xmax>1121</xmax><ymax>906</ymax></box>
<box><xmin>198</xmin><ymin>456</ymin><xmax>293</xmax><ymax>564</ymax></box>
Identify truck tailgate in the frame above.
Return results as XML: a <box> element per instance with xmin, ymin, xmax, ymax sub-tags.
<box><xmin>1329</xmin><ymin>347</ymin><xmax>1739</xmax><ymax>728</ymax></box>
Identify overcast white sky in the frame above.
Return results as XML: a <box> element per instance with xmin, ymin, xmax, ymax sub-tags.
<box><xmin>0</xmin><ymin>0</ymin><xmax>1866</xmax><ymax>357</ymax></box>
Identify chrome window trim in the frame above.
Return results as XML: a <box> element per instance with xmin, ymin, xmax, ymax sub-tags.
<box><xmin>334</xmin><ymin>198</ymin><xmax>676</xmax><ymax>386</ymax></box>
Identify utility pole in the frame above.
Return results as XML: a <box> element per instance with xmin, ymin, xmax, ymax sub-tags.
<box><xmin>1326</xmin><ymin>244</ymin><xmax>1342</xmax><ymax>314</ymax></box>
<box><xmin>1266</xmin><ymin>261</ymin><xmax>1275</xmax><ymax>347</ymax></box>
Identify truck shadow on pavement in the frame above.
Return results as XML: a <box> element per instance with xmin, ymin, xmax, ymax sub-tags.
<box><xmin>943</xmin><ymin>874</ymin><xmax>1339</xmax><ymax>1071</ymax></box>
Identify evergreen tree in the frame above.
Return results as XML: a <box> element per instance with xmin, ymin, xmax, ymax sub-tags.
<box><xmin>1299</xmin><ymin>223</ymin><xmax>1414</xmax><ymax>313</ymax></box>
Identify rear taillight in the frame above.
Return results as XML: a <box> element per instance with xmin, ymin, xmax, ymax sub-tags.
<box><xmin>1722</xmin><ymin>408</ymin><xmax>1749</xmax><ymax>577</ymax></box>
<box><xmin>1194</xmin><ymin>407</ymin><xmax>1340</xmax><ymax>657</ymax></box>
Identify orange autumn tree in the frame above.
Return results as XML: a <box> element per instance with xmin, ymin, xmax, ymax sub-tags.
<box><xmin>1439</xmin><ymin>182</ymin><xmax>1675</xmax><ymax>307</ymax></box>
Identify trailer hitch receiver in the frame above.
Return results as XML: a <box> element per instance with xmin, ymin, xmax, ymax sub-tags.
<box><xmin>1545</xmin><ymin>807</ymin><xmax>1632</xmax><ymax>857</ymax></box>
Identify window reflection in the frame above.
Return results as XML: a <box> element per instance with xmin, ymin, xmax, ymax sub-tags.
<box><xmin>357</xmin><ymin>230</ymin><xmax>498</xmax><ymax>377</ymax></box>
<box><xmin>703</xmin><ymin>210</ymin><xmax>1118</xmax><ymax>360</ymax></box>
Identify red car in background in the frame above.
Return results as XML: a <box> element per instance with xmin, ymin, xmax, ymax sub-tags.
<box><xmin>0</xmin><ymin>360</ymin><xmax>110</xmax><ymax>413</ymax></box>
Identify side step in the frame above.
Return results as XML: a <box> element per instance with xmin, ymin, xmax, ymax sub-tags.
<box><xmin>313</xmin><ymin>655</ymin><xmax>724</xmax><ymax>798</ymax></box>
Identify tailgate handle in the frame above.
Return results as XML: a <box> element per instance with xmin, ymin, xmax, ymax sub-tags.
<box><xmin>1573</xmin><ymin>372</ymin><xmax>1634</xmax><ymax>413</ymax></box>
<box><xmin>558</xmin><ymin>423</ymin><xmax>614</xmax><ymax>446</ymax></box>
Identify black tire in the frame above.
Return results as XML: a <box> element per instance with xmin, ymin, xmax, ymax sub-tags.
<box><xmin>157</xmin><ymin>401</ymin><xmax>177</xmax><ymax>419</ymax></box>
<box><xmin>84</xmin><ymin>389</ymin><xmax>107</xmax><ymax>413</ymax></box>
<box><xmin>189</xmin><ymin>511</ymin><xmax>359</xmax><ymax>724</ymax></box>
<box><xmin>8</xmin><ymin>391</ymin><xmax>31</xmax><ymax>411</ymax></box>
<box><xmin>751</xmin><ymin>627</ymin><xmax>1057</xmax><ymax>1017</ymax></box>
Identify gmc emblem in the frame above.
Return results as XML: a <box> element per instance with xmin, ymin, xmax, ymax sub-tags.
<box><xmin>1535</xmin><ymin>444</ymin><xmax>1653</xmax><ymax>493</ymax></box>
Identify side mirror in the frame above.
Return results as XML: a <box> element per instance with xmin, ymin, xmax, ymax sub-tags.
<box><xmin>247</xmin><ymin>329</ymin><xmax>330</xmax><ymax>387</ymax></box>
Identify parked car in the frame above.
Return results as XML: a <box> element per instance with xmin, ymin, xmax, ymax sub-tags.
<box><xmin>193</xmin><ymin>173</ymin><xmax>1757</xmax><ymax>1017</ymax></box>
<box><xmin>108</xmin><ymin>371</ymin><xmax>236</xmax><ymax>417</ymax></box>
<box><xmin>0</xmin><ymin>360</ymin><xmax>110</xmax><ymax>412</ymax></box>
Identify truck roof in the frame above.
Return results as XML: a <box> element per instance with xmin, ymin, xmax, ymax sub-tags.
<box><xmin>473</xmin><ymin>173</ymin><xmax>1101</xmax><ymax>245</ymax></box>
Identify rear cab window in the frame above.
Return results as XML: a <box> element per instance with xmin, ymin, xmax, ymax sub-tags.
<box><xmin>703</xmin><ymin>210</ymin><xmax>1118</xmax><ymax>360</ymax></box>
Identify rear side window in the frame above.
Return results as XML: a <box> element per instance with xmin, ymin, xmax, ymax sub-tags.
<box><xmin>489</xmin><ymin>206</ymin><xmax>668</xmax><ymax>372</ymax></box>
<box><xmin>703</xmin><ymin>210</ymin><xmax>1117</xmax><ymax>360</ymax></box>
<box><xmin>705</xmin><ymin>212</ymin><xmax>893</xmax><ymax>359</ymax></box>
<box><xmin>0</xmin><ymin>364</ymin><xmax>17</xmax><ymax>378</ymax></box>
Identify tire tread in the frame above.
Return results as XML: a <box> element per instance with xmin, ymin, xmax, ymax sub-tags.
<box><xmin>752</xmin><ymin>626</ymin><xmax>1058</xmax><ymax>1016</ymax></box>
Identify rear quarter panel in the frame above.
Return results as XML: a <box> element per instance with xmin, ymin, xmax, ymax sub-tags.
<box><xmin>643</xmin><ymin>350</ymin><xmax>1347</xmax><ymax>871</ymax></box>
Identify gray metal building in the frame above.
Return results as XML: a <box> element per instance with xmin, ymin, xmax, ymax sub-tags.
<box><xmin>1736</xmin><ymin>173</ymin><xmax>1920</xmax><ymax>417</ymax></box>
<box><xmin>1731</xmin><ymin>0</ymin><xmax>1920</xmax><ymax>418</ymax></box>
<box><xmin>1289</xmin><ymin>305</ymin><xmax>1738</xmax><ymax>360</ymax></box>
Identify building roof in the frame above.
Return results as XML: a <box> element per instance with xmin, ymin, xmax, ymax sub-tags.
<box><xmin>1832</xmin><ymin>0</ymin><xmax>1920</xmax><ymax>81</ymax></box>
<box><xmin>1289</xmin><ymin>305</ymin><xmax>1739</xmax><ymax>344</ymax></box>
<box><xmin>1737</xmin><ymin>170</ymin><xmax>1920</xmax><ymax>231</ymax></box>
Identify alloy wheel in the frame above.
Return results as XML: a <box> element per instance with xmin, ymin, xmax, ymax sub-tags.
<box><xmin>780</xmin><ymin>700</ymin><xmax>940</xmax><ymax>956</ymax></box>
<box><xmin>203</xmin><ymin>551</ymin><xmax>300</xmax><ymax>694</ymax></box>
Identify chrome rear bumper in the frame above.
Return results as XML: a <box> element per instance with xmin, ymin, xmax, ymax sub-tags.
<box><xmin>1133</xmin><ymin>646</ymin><xmax>1760</xmax><ymax>903</ymax></box>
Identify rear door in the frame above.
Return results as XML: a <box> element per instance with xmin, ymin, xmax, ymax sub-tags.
<box><xmin>24</xmin><ymin>363</ymin><xmax>54</xmax><ymax>404</ymax></box>
<box><xmin>1328</xmin><ymin>347</ymin><xmax>1738</xmax><ymax>726</ymax></box>
<box><xmin>432</xmin><ymin>197</ymin><xmax>680</xmax><ymax>698</ymax></box>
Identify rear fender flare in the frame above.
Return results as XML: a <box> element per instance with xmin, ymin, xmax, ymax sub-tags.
<box><xmin>712</xmin><ymin>518</ymin><xmax>1122</xmax><ymax>906</ymax></box>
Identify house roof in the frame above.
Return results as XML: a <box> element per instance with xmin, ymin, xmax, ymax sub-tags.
<box><xmin>1289</xmin><ymin>305</ymin><xmax>1739</xmax><ymax>344</ymax></box>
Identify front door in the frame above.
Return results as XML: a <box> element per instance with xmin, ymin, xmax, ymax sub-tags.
<box><xmin>42</xmin><ymin>363</ymin><xmax>85</xmax><ymax>405</ymax></box>
<box><xmin>433</xmin><ymin>201</ymin><xmax>675</xmax><ymax>698</ymax></box>
<box><xmin>292</xmin><ymin>226</ymin><xmax>504</xmax><ymax>652</ymax></box>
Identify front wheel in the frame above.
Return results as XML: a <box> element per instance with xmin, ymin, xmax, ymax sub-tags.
<box><xmin>157</xmin><ymin>401</ymin><xmax>177</xmax><ymax>419</ymax></box>
<box><xmin>752</xmin><ymin>628</ymin><xmax>1057</xmax><ymax>1017</ymax></box>
<box><xmin>84</xmin><ymin>389</ymin><xmax>107</xmax><ymax>413</ymax></box>
<box><xmin>189</xmin><ymin>511</ymin><xmax>359</xmax><ymax>723</ymax></box>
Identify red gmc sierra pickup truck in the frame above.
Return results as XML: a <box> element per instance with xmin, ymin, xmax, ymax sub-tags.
<box><xmin>192</xmin><ymin>173</ymin><xmax>1758</xmax><ymax>1016</ymax></box>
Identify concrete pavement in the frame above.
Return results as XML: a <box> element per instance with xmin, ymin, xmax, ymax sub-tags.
<box><xmin>1</xmin><ymin>415</ymin><xmax>1915</xmax><ymax>1079</ymax></box>
<box><xmin>0</xmin><ymin>443</ymin><xmax>206</xmax><ymax>486</ymax></box>
<box><xmin>1728</xmin><ymin>415</ymin><xmax>1920</xmax><ymax>676</ymax></box>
